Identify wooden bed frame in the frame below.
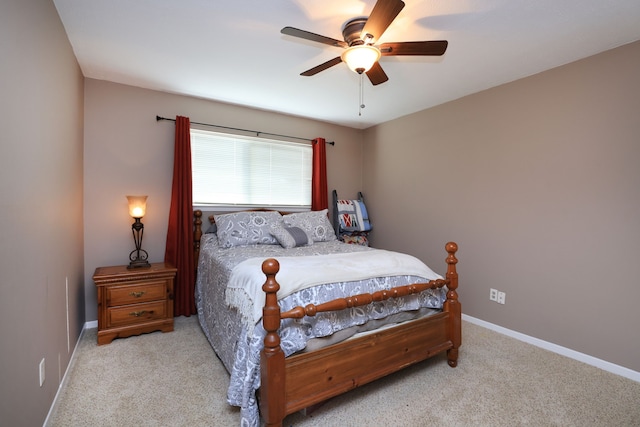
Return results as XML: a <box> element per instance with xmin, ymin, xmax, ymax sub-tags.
<box><xmin>193</xmin><ymin>210</ymin><xmax>460</xmax><ymax>427</ymax></box>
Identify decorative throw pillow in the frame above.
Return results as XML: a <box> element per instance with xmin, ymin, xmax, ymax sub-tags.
<box><xmin>282</xmin><ymin>209</ymin><xmax>336</xmax><ymax>242</ymax></box>
<box><xmin>214</xmin><ymin>211</ymin><xmax>282</xmax><ymax>248</ymax></box>
<box><xmin>270</xmin><ymin>225</ymin><xmax>313</xmax><ymax>249</ymax></box>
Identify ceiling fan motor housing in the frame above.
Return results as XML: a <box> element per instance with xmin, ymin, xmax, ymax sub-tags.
<box><xmin>342</xmin><ymin>18</ymin><xmax>368</xmax><ymax>46</ymax></box>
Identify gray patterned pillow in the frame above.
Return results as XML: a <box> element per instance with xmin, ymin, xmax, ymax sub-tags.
<box><xmin>214</xmin><ymin>211</ymin><xmax>282</xmax><ymax>248</ymax></box>
<box><xmin>270</xmin><ymin>225</ymin><xmax>313</xmax><ymax>249</ymax></box>
<box><xmin>282</xmin><ymin>209</ymin><xmax>336</xmax><ymax>242</ymax></box>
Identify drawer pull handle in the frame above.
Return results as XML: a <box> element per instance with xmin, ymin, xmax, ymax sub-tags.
<box><xmin>129</xmin><ymin>291</ymin><xmax>146</xmax><ymax>298</ymax></box>
<box><xmin>129</xmin><ymin>310</ymin><xmax>154</xmax><ymax>317</ymax></box>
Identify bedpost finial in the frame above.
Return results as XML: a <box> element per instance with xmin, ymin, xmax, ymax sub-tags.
<box><xmin>262</xmin><ymin>258</ymin><xmax>280</xmax><ymax>276</ymax></box>
<box><xmin>446</xmin><ymin>241</ymin><xmax>458</xmax><ymax>255</ymax></box>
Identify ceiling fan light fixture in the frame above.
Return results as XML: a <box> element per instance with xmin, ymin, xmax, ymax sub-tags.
<box><xmin>341</xmin><ymin>45</ymin><xmax>381</xmax><ymax>74</ymax></box>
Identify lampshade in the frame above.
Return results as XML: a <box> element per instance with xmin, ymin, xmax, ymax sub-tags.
<box><xmin>127</xmin><ymin>195</ymin><xmax>147</xmax><ymax>218</ymax></box>
<box><xmin>340</xmin><ymin>45</ymin><xmax>381</xmax><ymax>74</ymax></box>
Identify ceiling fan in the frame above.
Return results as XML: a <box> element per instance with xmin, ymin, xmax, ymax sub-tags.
<box><xmin>281</xmin><ymin>0</ymin><xmax>448</xmax><ymax>85</ymax></box>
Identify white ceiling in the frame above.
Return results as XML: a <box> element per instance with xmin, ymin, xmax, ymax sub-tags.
<box><xmin>53</xmin><ymin>0</ymin><xmax>640</xmax><ymax>129</ymax></box>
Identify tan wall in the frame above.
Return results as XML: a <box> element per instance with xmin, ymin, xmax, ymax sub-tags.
<box><xmin>363</xmin><ymin>41</ymin><xmax>640</xmax><ymax>372</ymax></box>
<box><xmin>83</xmin><ymin>79</ymin><xmax>364</xmax><ymax>321</ymax></box>
<box><xmin>0</xmin><ymin>0</ymin><xmax>85</xmax><ymax>425</ymax></box>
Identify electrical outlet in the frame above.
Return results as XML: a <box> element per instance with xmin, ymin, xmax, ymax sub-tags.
<box><xmin>489</xmin><ymin>288</ymin><xmax>498</xmax><ymax>302</ymax></box>
<box><xmin>497</xmin><ymin>291</ymin><xmax>506</xmax><ymax>305</ymax></box>
<box><xmin>39</xmin><ymin>358</ymin><xmax>45</xmax><ymax>387</ymax></box>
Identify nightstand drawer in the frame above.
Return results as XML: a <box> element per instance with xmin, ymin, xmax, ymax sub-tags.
<box><xmin>107</xmin><ymin>301</ymin><xmax>167</xmax><ymax>327</ymax></box>
<box><xmin>107</xmin><ymin>280</ymin><xmax>167</xmax><ymax>306</ymax></box>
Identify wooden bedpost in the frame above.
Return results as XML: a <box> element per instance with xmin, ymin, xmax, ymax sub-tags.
<box><xmin>193</xmin><ymin>209</ymin><xmax>203</xmax><ymax>272</ymax></box>
<box><xmin>260</xmin><ymin>258</ymin><xmax>286</xmax><ymax>427</ymax></box>
<box><xmin>444</xmin><ymin>242</ymin><xmax>460</xmax><ymax>367</ymax></box>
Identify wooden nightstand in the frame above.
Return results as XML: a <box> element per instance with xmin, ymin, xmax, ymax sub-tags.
<box><xmin>93</xmin><ymin>262</ymin><xmax>177</xmax><ymax>345</ymax></box>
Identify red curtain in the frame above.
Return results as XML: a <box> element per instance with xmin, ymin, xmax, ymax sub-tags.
<box><xmin>311</xmin><ymin>137</ymin><xmax>328</xmax><ymax>211</ymax></box>
<box><xmin>165</xmin><ymin>116</ymin><xmax>196</xmax><ymax>316</ymax></box>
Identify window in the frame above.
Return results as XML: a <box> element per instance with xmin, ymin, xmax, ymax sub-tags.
<box><xmin>190</xmin><ymin>128</ymin><xmax>312</xmax><ymax>209</ymax></box>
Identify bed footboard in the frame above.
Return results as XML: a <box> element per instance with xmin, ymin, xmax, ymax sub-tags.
<box><xmin>260</xmin><ymin>242</ymin><xmax>460</xmax><ymax>427</ymax></box>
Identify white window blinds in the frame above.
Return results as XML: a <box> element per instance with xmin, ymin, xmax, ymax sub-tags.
<box><xmin>190</xmin><ymin>129</ymin><xmax>312</xmax><ymax>208</ymax></box>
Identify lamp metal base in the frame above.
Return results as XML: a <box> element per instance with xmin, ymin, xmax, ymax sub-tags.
<box><xmin>127</xmin><ymin>259</ymin><xmax>151</xmax><ymax>269</ymax></box>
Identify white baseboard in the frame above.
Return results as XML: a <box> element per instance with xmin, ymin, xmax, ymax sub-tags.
<box><xmin>85</xmin><ymin>320</ymin><xmax>97</xmax><ymax>329</ymax></box>
<box><xmin>42</xmin><ymin>321</ymin><xmax>94</xmax><ymax>426</ymax></box>
<box><xmin>462</xmin><ymin>314</ymin><xmax>640</xmax><ymax>383</ymax></box>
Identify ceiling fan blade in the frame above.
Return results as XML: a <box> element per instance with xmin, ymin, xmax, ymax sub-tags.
<box><xmin>300</xmin><ymin>57</ymin><xmax>343</xmax><ymax>76</ymax></box>
<box><xmin>366</xmin><ymin>62</ymin><xmax>389</xmax><ymax>86</ymax></box>
<box><xmin>281</xmin><ymin>27</ymin><xmax>348</xmax><ymax>49</ymax></box>
<box><xmin>361</xmin><ymin>0</ymin><xmax>405</xmax><ymax>42</ymax></box>
<box><xmin>379</xmin><ymin>40</ymin><xmax>448</xmax><ymax>56</ymax></box>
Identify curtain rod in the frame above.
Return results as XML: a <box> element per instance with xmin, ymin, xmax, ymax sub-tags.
<box><xmin>156</xmin><ymin>116</ymin><xmax>334</xmax><ymax>145</ymax></box>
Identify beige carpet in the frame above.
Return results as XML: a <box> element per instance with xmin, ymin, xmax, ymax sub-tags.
<box><xmin>46</xmin><ymin>317</ymin><xmax>640</xmax><ymax>427</ymax></box>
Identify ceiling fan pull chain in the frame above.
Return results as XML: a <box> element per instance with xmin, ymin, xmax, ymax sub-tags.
<box><xmin>359</xmin><ymin>73</ymin><xmax>365</xmax><ymax>116</ymax></box>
